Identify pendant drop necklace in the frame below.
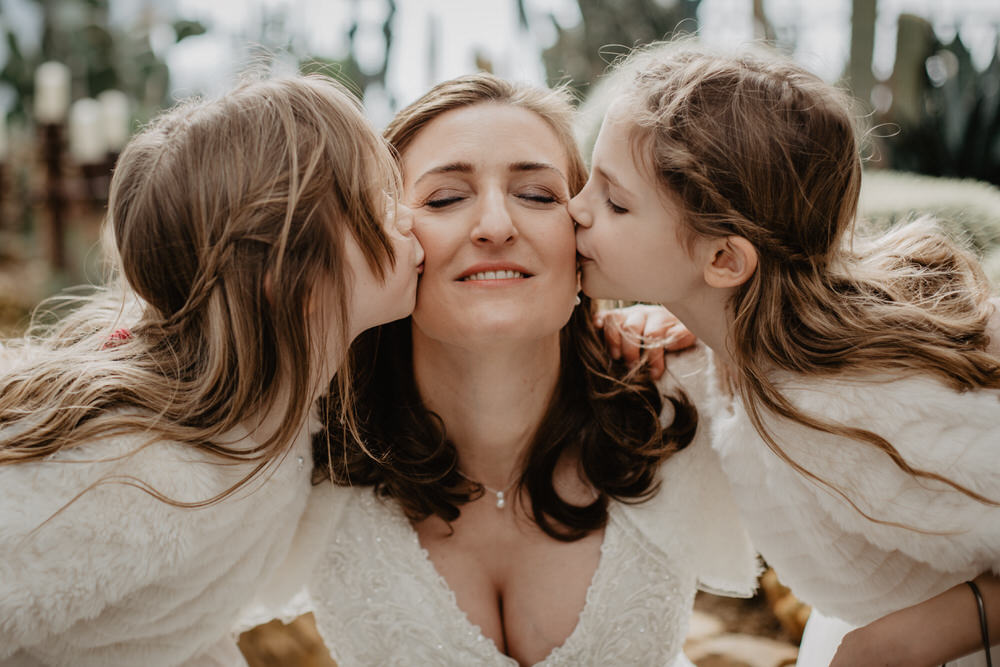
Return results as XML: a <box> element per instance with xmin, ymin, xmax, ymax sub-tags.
<box><xmin>456</xmin><ymin>470</ymin><xmax>517</xmax><ymax>509</ymax></box>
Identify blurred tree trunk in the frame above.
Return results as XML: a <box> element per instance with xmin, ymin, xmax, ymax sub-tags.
<box><xmin>848</xmin><ymin>0</ymin><xmax>877</xmax><ymax>110</ymax></box>
<box><xmin>890</xmin><ymin>13</ymin><xmax>936</xmax><ymax>129</ymax></box>
<box><xmin>753</xmin><ymin>0</ymin><xmax>776</xmax><ymax>42</ymax></box>
<box><xmin>540</xmin><ymin>0</ymin><xmax>701</xmax><ymax>96</ymax></box>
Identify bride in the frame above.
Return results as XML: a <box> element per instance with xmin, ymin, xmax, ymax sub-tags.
<box><xmin>305</xmin><ymin>72</ymin><xmax>759</xmax><ymax>666</ymax></box>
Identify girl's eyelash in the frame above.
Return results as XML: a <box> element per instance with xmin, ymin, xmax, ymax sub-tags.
<box><xmin>606</xmin><ymin>199</ymin><xmax>628</xmax><ymax>214</ymax></box>
<box><xmin>425</xmin><ymin>196</ymin><xmax>464</xmax><ymax>209</ymax></box>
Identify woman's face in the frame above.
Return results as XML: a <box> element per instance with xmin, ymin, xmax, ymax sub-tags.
<box><xmin>400</xmin><ymin>103</ymin><xmax>578</xmax><ymax>348</ymax></box>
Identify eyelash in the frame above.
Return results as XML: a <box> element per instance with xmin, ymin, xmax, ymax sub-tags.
<box><xmin>606</xmin><ymin>199</ymin><xmax>628</xmax><ymax>214</ymax></box>
<box><xmin>425</xmin><ymin>196</ymin><xmax>464</xmax><ymax>209</ymax></box>
<box><xmin>519</xmin><ymin>192</ymin><xmax>558</xmax><ymax>204</ymax></box>
<box><xmin>424</xmin><ymin>191</ymin><xmax>560</xmax><ymax>208</ymax></box>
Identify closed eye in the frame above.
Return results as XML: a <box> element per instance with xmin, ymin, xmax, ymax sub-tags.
<box><xmin>425</xmin><ymin>196</ymin><xmax>465</xmax><ymax>209</ymax></box>
<box><xmin>519</xmin><ymin>193</ymin><xmax>558</xmax><ymax>204</ymax></box>
<box><xmin>606</xmin><ymin>199</ymin><xmax>628</xmax><ymax>214</ymax></box>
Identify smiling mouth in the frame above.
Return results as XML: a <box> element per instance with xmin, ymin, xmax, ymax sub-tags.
<box><xmin>459</xmin><ymin>270</ymin><xmax>529</xmax><ymax>281</ymax></box>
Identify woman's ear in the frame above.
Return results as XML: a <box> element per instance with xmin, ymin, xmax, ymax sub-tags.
<box><xmin>703</xmin><ymin>236</ymin><xmax>758</xmax><ymax>288</ymax></box>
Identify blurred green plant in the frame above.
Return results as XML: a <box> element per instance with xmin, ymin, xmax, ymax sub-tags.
<box><xmin>539</xmin><ymin>0</ymin><xmax>701</xmax><ymax>93</ymax></box>
<box><xmin>0</xmin><ymin>0</ymin><xmax>207</xmax><ymax>122</ymax></box>
<box><xmin>876</xmin><ymin>14</ymin><xmax>1000</xmax><ymax>186</ymax></box>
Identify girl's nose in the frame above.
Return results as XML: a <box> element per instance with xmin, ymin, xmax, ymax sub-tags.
<box><xmin>395</xmin><ymin>202</ymin><xmax>415</xmax><ymax>235</ymax></box>
<box><xmin>568</xmin><ymin>192</ymin><xmax>592</xmax><ymax>228</ymax></box>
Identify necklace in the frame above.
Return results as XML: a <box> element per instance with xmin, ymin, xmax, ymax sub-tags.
<box><xmin>456</xmin><ymin>470</ymin><xmax>517</xmax><ymax>509</ymax></box>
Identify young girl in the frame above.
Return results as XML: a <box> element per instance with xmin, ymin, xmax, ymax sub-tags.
<box><xmin>570</xmin><ymin>44</ymin><xmax>1000</xmax><ymax>666</ymax></box>
<box><xmin>0</xmin><ymin>75</ymin><xmax>422</xmax><ymax>666</ymax></box>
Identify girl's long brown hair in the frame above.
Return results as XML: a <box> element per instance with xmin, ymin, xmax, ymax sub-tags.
<box><xmin>0</xmin><ymin>75</ymin><xmax>399</xmax><ymax>507</ymax></box>
<box><xmin>313</xmin><ymin>73</ymin><xmax>697</xmax><ymax>541</ymax></box>
<box><xmin>622</xmin><ymin>43</ymin><xmax>1000</xmax><ymax>517</ymax></box>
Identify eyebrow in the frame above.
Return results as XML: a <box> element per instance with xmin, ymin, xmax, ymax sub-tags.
<box><xmin>595</xmin><ymin>166</ymin><xmax>634</xmax><ymax>200</ymax></box>
<box><xmin>413</xmin><ymin>160</ymin><xmax>567</xmax><ymax>188</ymax></box>
<box><xmin>510</xmin><ymin>161</ymin><xmax>567</xmax><ymax>182</ymax></box>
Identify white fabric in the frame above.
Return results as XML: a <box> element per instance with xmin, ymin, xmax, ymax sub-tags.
<box><xmin>312</xmin><ymin>488</ymin><xmax>697</xmax><ymax>666</ymax></box>
<box><xmin>306</xmin><ymin>357</ymin><xmax>758</xmax><ymax>666</ymax></box>
<box><xmin>629</xmin><ymin>346</ymin><xmax>761</xmax><ymax>598</ymax></box>
<box><xmin>682</xmin><ymin>346</ymin><xmax>1000</xmax><ymax>664</ymax></box>
<box><xmin>0</xmin><ymin>395</ymin><xmax>332</xmax><ymax>667</ymax></box>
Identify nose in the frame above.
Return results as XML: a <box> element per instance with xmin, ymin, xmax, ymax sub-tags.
<box><xmin>568</xmin><ymin>190</ymin><xmax>592</xmax><ymax>228</ymax></box>
<box><xmin>471</xmin><ymin>190</ymin><xmax>517</xmax><ymax>245</ymax></box>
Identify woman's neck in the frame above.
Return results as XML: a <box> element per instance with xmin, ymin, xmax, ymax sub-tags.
<box><xmin>412</xmin><ymin>329</ymin><xmax>562</xmax><ymax>489</ymax></box>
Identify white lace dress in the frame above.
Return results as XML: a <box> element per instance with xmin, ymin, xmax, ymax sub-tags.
<box><xmin>307</xmin><ymin>356</ymin><xmax>759</xmax><ymax>666</ymax></box>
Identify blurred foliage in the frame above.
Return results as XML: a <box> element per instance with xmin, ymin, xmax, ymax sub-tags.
<box><xmin>877</xmin><ymin>14</ymin><xmax>1000</xmax><ymax>186</ymax></box>
<box><xmin>0</xmin><ymin>0</ymin><xmax>207</xmax><ymax>122</ymax></box>
<box><xmin>541</xmin><ymin>0</ymin><xmax>701</xmax><ymax>94</ymax></box>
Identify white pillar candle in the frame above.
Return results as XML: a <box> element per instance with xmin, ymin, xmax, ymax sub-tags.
<box><xmin>34</xmin><ymin>61</ymin><xmax>72</xmax><ymax>124</ymax></box>
<box><xmin>69</xmin><ymin>98</ymin><xmax>107</xmax><ymax>164</ymax></box>
<box><xmin>98</xmin><ymin>89</ymin><xmax>130</xmax><ymax>152</ymax></box>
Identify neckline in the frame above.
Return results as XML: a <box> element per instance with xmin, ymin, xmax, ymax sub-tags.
<box><xmin>379</xmin><ymin>495</ymin><xmax>616</xmax><ymax>666</ymax></box>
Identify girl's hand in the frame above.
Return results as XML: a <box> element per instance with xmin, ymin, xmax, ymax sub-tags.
<box><xmin>593</xmin><ymin>304</ymin><xmax>696</xmax><ymax>380</ymax></box>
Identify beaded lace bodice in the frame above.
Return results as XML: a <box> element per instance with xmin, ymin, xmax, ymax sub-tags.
<box><xmin>310</xmin><ymin>488</ymin><xmax>697</xmax><ymax>667</ymax></box>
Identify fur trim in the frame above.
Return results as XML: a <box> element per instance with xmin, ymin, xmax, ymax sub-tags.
<box><xmin>0</xmin><ymin>421</ymin><xmax>321</xmax><ymax>666</ymax></box>
<box><xmin>619</xmin><ymin>345</ymin><xmax>761</xmax><ymax>598</ymax></box>
<box><xmin>712</xmin><ymin>368</ymin><xmax>1000</xmax><ymax>622</ymax></box>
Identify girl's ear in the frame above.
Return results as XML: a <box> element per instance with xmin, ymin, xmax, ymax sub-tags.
<box><xmin>703</xmin><ymin>236</ymin><xmax>758</xmax><ymax>288</ymax></box>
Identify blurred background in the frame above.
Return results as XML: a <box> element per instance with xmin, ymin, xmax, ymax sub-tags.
<box><xmin>1</xmin><ymin>0</ymin><xmax>999</xmax><ymax>664</ymax></box>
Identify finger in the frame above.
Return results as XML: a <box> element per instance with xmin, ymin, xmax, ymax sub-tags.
<box><xmin>602</xmin><ymin>317</ymin><xmax>623</xmax><ymax>359</ymax></box>
<box><xmin>619</xmin><ymin>310</ymin><xmax>648</xmax><ymax>366</ymax></box>
<box><xmin>647</xmin><ymin>346</ymin><xmax>666</xmax><ymax>380</ymax></box>
<box><xmin>664</xmin><ymin>327</ymin><xmax>698</xmax><ymax>352</ymax></box>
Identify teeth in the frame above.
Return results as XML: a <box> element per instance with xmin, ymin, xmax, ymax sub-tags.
<box><xmin>462</xmin><ymin>270</ymin><xmax>525</xmax><ymax>281</ymax></box>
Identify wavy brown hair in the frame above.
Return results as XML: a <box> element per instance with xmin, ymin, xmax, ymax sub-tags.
<box><xmin>0</xmin><ymin>75</ymin><xmax>399</xmax><ymax>506</ymax></box>
<box><xmin>621</xmin><ymin>43</ymin><xmax>1000</xmax><ymax>518</ymax></box>
<box><xmin>314</xmin><ymin>73</ymin><xmax>696</xmax><ymax>541</ymax></box>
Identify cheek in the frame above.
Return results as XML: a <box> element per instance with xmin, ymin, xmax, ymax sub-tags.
<box><xmin>412</xmin><ymin>224</ymin><xmax>447</xmax><ymax>266</ymax></box>
<box><xmin>546</xmin><ymin>213</ymin><xmax>578</xmax><ymax>258</ymax></box>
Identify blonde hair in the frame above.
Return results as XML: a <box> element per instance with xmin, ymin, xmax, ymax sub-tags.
<box><xmin>0</xmin><ymin>74</ymin><xmax>399</xmax><ymax>506</ymax></box>
<box><xmin>621</xmin><ymin>43</ymin><xmax>1000</xmax><ymax>515</ymax></box>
